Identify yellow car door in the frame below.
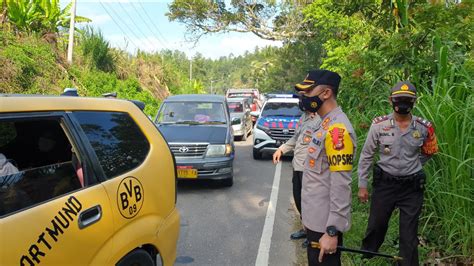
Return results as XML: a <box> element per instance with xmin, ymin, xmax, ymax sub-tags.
<box><xmin>1</xmin><ymin>186</ymin><xmax>114</xmax><ymax>265</ymax></box>
<box><xmin>0</xmin><ymin>113</ymin><xmax>114</xmax><ymax>265</ymax></box>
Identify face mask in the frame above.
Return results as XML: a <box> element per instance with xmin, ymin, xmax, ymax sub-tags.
<box><xmin>392</xmin><ymin>101</ymin><xmax>414</xmax><ymax>114</ymax></box>
<box><xmin>301</xmin><ymin>90</ymin><xmax>325</xmax><ymax>113</ymax></box>
<box><xmin>298</xmin><ymin>96</ymin><xmax>306</xmax><ymax>112</ymax></box>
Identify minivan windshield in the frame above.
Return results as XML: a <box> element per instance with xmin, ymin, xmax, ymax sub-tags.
<box><xmin>228</xmin><ymin>102</ymin><xmax>244</xmax><ymax>113</ymax></box>
<box><xmin>261</xmin><ymin>102</ymin><xmax>302</xmax><ymax>117</ymax></box>
<box><xmin>157</xmin><ymin>102</ymin><xmax>227</xmax><ymax>124</ymax></box>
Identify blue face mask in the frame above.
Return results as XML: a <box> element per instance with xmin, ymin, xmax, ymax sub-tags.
<box><xmin>301</xmin><ymin>90</ymin><xmax>325</xmax><ymax>113</ymax></box>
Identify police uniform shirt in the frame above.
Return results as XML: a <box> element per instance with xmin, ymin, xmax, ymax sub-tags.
<box><xmin>358</xmin><ymin>114</ymin><xmax>438</xmax><ymax>188</ymax></box>
<box><xmin>301</xmin><ymin>106</ymin><xmax>357</xmax><ymax>233</ymax></box>
<box><xmin>279</xmin><ymin>112</ymin><xmax>321</xmax><ymax>172</ymax></box>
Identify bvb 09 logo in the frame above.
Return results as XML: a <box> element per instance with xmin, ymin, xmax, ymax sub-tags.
<box><xmin>117</xmin><ymin>177</ymin><xmax>144</xmax><ymax>219</ymax></box>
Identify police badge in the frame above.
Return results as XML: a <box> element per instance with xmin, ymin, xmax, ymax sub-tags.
<box><xmin>329</xmin><ymin>127</ymin><xmax>345</xmax><ymax>150</ymax></box>
<box><xmin>412</xmin><ymin>130</ymin><xmax>421</xmax><ymax>139</ymax></box>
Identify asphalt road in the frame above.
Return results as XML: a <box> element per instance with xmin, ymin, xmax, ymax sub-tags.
<box><xmin>175</xmin><ymin>138</ymin><xmax>303</xmax><ymax>266</ymax></box>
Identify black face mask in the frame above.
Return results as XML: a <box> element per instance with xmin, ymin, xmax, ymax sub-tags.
<box><xmin>301</xmin><ymin>90</ymin><xmax>325</xmax><ymax>113</ymax></box>
<box><xmin>392</xmin><ymin>101</ymin><xmax>414</xmax><ymax>114</ymax></box>
<box><xmin>298</xmin><ymin>96</ymin><xmax>306</xmax><ymax>112</ymax></box>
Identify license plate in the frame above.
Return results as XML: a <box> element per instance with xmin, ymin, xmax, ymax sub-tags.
<box><xmin>177</xmin><ymin>169</ymin><xmax>198</xmax><ymax>178</ymax></box>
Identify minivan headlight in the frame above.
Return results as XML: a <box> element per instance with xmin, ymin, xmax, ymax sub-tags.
<box><xmin>206</xmin><ymin>144</ymin><xmax>233</xmax><ymax>157</ymax></box>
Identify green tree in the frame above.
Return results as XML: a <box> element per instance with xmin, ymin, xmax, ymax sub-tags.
<box><xmin>167</xmin><ymin>0</ymin><xmax>313</xmax><ymax>41</ymax></box>
<box><xmin>4</xmin><ymin>0</ymin><xmax>90</xmax><ymax>35</ymax></box>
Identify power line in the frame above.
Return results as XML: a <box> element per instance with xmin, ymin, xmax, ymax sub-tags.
<box><xmin>98</xmin><ymin>0</ymin><xmax>140</xmax><ymax>52</ymax></box>
<box><xmin>137</xmin><ymin>1</ymin><xmax>170</xmax><ymax>49</ymax></box>
<box><xmin>116</xmin><ymin>1</ymin><xmax>159</xmax><ymax>52</ymax></box>
<box><xmin>129</xmin><ymin>1</ymin><xmax>168</xmax><ymax>50</ymax></box>
<box><xmin>99</xmin><ymin>0</ymin><xmax>153</xmax><ymax>52</ymax></box>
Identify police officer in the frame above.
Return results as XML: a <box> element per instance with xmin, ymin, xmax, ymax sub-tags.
<box><xmin>273</xmin><ymin>95</ymin><xmax>321</xmax><ymax>245</ymax></box>
<box><xmin>358</xmin><ymin>81</ymin><xmax>438</xmax><ymax>266</ymax></box>
<box><xmin>296</xmin><ymin>70</ymin><xmax>357</xmax><ymax>265</ymax></box>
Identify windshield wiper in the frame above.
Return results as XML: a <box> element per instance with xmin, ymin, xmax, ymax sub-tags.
<box><xmin>203</xmin><ymin>121</ymin><xmax>226</xmax><ymax>124</ymax></box>
<box><xmin>158</xmin><ymin>121</ymin><xmax>176</xmax><ymax>124</ymax></box>
<box><xmin>175</xmin><ymin>120</ymin><xmax>201</xmax><ymax>125</ymax></box>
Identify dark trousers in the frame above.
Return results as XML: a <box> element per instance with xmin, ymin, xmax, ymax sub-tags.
<box><xmin>361</xmin><ymin>175</ymin><xmax>424</xmax><ymax>266</ymax></box>
<box><xmin>292</xmin><ymin>170</ymin><xmax>303</xmax><ymax>217</ymax></box>
<box><xmin>307</xmin><ymin>229</ymin><xmax>343</xmax><ymax>266</ymax></box>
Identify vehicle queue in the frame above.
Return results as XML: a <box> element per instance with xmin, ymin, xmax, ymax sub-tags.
<box><xmin>0</xmin><ymin>69</ymin><xmax>437</xmax><ymax>265</ymax></box>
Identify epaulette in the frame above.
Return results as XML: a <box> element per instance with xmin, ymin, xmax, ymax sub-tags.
<box><xmin>415</xmin><ymin>117</ymin><xmax>433</xmax><ymax>128</ymax></box>
<box><xmin>372</xmin><ymin>115</ymin><xmax>389</xmax><ymax>124</ymax></box>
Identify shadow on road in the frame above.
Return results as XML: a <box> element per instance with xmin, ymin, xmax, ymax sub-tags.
<box><xmin>177</xmin><ymin>179</ymin><xmax>232</xmax><ymax>191</ymax></box>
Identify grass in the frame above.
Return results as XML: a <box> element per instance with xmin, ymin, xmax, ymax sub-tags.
<box><xmin>0</xmin><ymin>30</ymin><xmax>161</xmax><ymax>116</ymax></box>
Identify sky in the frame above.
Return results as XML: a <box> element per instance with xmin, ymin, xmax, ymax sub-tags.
<box><xmin>66</xmin><ymin>0</ymin><xmax>282</xmax><ymax>59</ymax></box>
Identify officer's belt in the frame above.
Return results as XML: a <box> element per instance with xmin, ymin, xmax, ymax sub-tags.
<box><xmin>380</xmin><ymin>169</ymin><xmax>420</xmax><ymax>181</ymax></box>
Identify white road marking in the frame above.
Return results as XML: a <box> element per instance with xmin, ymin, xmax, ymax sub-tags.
<box><xmin>255</xmin><ymin>161</ymin><xmax>282</xmax><ymax>266</ymax></box>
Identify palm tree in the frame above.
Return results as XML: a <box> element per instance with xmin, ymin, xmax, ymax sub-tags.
<box><xmin>4</xmin><ymin>0</ymin><xmax>90</xmax><ymax>35</ymax></box>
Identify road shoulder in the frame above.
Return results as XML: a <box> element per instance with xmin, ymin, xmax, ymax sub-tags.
<box><xmin>268</xmin><ymin>161</ymin><xmax>306</xmax><ymax>265</ymax></box>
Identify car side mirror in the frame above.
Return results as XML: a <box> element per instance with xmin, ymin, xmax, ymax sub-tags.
<box><xmin>250</xmin><ymin>111</ymin><xmax>260</xmax><ymax>117</ymax></box>
<box><xmin>231</xmin><ymin>117</ymin><xmax>241</xmax><ymax>125</ymax></box>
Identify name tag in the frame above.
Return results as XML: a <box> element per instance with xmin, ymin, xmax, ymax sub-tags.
<box><xmin>312</xmin><ymin>138</ymin><xmax>321</xmax><ymax>146</ymax></box>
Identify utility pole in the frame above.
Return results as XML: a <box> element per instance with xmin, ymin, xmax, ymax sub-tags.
<box><xmin>67</xmin><ymin>0</ymin><xmax>77</xmax><ymax>64</ymax></box>
<box><xmin>189</xmin><ymin>58</ymin><xmax>193</xmax><ymax>81</ymax></box>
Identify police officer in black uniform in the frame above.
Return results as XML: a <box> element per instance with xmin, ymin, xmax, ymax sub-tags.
<box><xmin>357</xmin><ymin>81</ymin><xmax>439</xmax><ymax>265</ymax></box>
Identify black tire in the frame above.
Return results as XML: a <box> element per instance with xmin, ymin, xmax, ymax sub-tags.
<box><xmin>116</xmin><ymin>249</ymin><xmax>155</xmax><ymax>266</ymax></box>
<box><xmin>253</xmin><ymin>148</ymin><xmax>262</xmax><ymax>160</ymax></box>
<box><xmin>221</xmin><ymin>177</ymin><xmax>233</xmax><ymax>187</ymax></box>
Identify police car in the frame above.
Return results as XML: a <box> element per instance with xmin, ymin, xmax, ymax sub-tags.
<box><xmin>0</xmin><ymin>95</ymin><xmax>179</xmax><ymax>265</ymax></box>
<box><xmin>251</xmin><ymin>95</ymin><xmax>303</xmax><ymax>159</ymax></box>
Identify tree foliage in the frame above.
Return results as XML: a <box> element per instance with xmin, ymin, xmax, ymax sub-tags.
<box><xmin>2</xmin><ymin>0</ymin><xmax>90</xmax><ymax>35</ymax></box>
<box><xmin>167</xmin><ymin>0</ymin><xmax>313</xmax><ymax>41</ymax></box>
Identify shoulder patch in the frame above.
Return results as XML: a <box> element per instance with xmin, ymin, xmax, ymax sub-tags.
<box><xmin>325</xmin><ymin>123</ymin><xmax>354</xmax><ymax>172</ymax></box>
<box><xmin>372</xmin><ymin>115</ymin><xmax>389</xmax><ymax>124</ymax></box>
<box><xmin>416</xmin><ymin>117</ymin><xmax>433</xmax><ymax>128</ymax></box>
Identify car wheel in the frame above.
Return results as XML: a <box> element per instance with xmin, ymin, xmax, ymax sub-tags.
<box><xmin>253</xmin><ymin>148</ymin><xmax>262</xmax><ymax>160</ymax></box>
<box><xmin>221</xmin><ymin>177</ymin><xmax>233</xmax><ymax>187</ymax></box>
<box><xmin>117</xmin><ymin>249</ymin><xmax>155</xmax><ymax>266</ymax></box>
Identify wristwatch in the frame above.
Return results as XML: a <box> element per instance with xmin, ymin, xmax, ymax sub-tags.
<box><xmin>326</xmin><ymin>226</ymin><xmax>340</xmax><ymax>237</ymax></box>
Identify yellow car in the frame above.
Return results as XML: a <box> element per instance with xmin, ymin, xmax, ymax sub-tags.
<box><xmin>0</xmin><ymin>95</ymin><xmax>179</xmax><ymax>265</ymax></box>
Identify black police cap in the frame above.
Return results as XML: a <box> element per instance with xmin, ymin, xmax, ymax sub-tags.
<box><xmin>295</xmin><ymin>70</ymin><xmax>341</xmax><ymax>92</ymax></box>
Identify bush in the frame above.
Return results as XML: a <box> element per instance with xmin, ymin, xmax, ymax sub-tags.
<box><xmin>80</xmin><ymin>26</ymin><xmax>115</xmax><ymax>72</ymax></box>
<box><xmin>0</xmin><ymin>31</ymin><xmax>65</xmax><ymax>94</ymax></box>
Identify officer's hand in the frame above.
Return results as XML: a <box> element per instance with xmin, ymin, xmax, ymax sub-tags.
<box><xmin>358</xmin><ymin>188</ymin><xmax>369</xmax><ymax>203</ymax></box>
<box><xmin>318</xmin><ymin>233</ymin><xmax>338</xmax><ymax>263</ymax></box>
<box><xmin>273</xmin><ymin>149</ymin><xmax>282</xmax><ymax>164</ymax></box>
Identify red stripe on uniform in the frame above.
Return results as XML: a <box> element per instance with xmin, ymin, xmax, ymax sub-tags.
<box><xmin>288</xmin><ymin>122</ymin><xmax>293</xmax><ymax>129</ymax></box>
<box><xmin>278</xmin><ymin>121</ymin><xmax>283</xmax><ymax>128</ymax></box>
<box><xmin>272</xmin><ymin>122</ymin><xmax>276</xmax><ymax>128</ymax></box>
